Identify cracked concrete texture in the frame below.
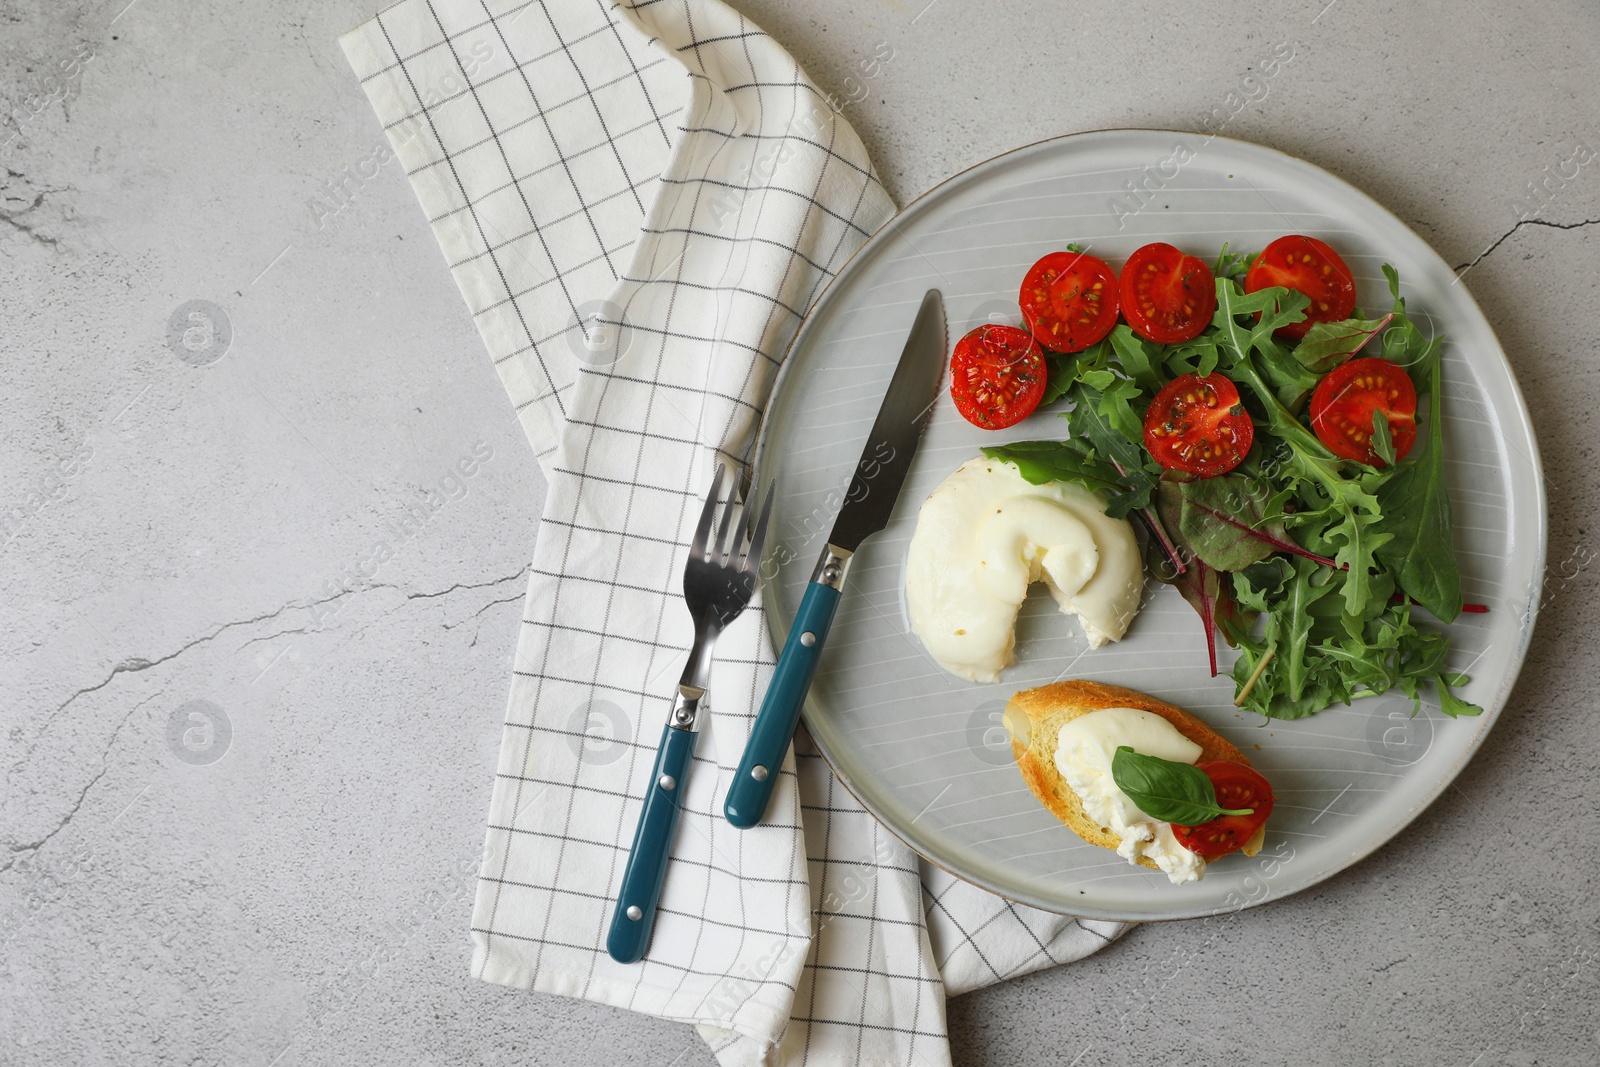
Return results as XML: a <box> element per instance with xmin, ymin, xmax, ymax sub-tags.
<box><xmin>1</xmin><ymin>0</ymin><xmax>1597</xmax><ymax>1065</ymax></box>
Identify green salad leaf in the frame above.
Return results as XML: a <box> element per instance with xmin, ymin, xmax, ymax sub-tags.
<box><xmin>978</xmin><ymin>439</ymin><xmax>1142</xmax><ymax>516</ymax></box>
<box><xmin>1105</xmin><ymin>324</ymin><xmax>1167</xmax><ymax>394</ymax></box>
<box><xmin>1370</xmin><ymin>279</ymin><xmax>1464</xmax><ymax>622</ymax></box>
<box><xmin>1174</xmin><ymin>472</ymin><xmax>1310</xmax><ymax>573</ymax></box>
<box><xmin>1040</xmin><ymin>353</ymin><xmax>1080</xmax><ymax>407</ymax></box>
<box><xmin>1147</xmin><ymin>480</ymin><xmax>1250</xmax><ymax>676</ymax></box>
<box><xmin>1291</xmin><ymin>313</ymin><xmax>1394</xmax><ymax>373</ymax></box>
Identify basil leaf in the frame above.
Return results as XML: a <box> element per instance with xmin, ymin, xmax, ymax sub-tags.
<box><xmin>1110</xmin><ymin>746</ymin><xmax>1253</xmax><ymax>826</ymax></box>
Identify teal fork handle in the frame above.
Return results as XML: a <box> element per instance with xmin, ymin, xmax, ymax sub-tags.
<box><xmin>724</xmin><ymin>580</ymin><xmax>841</xmax><ymax>828</ymax></box>
<box><xmin>607</xmin><ymin>721</ymin><xmax>698</xmax><ymax>963</ymax></box>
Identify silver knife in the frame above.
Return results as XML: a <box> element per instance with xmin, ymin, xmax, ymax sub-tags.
<box><xmin>724</xmin><ymin>288</ymin><xmax>947</xmax><ymax>828</ymax></box>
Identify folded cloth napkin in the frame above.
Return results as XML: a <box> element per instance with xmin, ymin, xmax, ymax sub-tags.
<box><xmin>340</xmin><ymin>2</ymin><xmax>1128</xmax><ymax>1063</ymax></box>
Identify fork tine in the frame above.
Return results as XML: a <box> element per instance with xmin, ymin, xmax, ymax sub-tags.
<box><xmin>742</xmin><ymin>479</ymin><xmax>776</xmax><ymax>575</ymax></box>
<box><xmin>713</xmin><ymin>474</ymin><xmax>741</xmax><ymax>564</ymax></box>
<box><xmin>690</xmin><ymin>463</ymin><xmax>726</xmax><ymax>560</ymax></box>
<box><xmin>717</xmin><ymin>502</ymin><xmax>746</xmax><ymax>565</ymax></box>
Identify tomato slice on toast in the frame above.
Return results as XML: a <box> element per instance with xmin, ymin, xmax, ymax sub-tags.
<box><xmin>1171</xmin><ymin>762</ymin><xmax>1275</xmax><ymax>860</ymax></box>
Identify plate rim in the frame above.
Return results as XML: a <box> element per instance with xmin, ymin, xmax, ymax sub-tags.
<box><xmin>750</xmin><ymin>127</ymin><xmax>1548</xmax><ymax>921</ymax></box>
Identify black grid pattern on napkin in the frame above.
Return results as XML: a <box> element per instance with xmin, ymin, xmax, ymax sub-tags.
<box><xmin>343</xmin><ymin>1</ymin><xmax>1127</xmax><ymax>1064</ymax></box>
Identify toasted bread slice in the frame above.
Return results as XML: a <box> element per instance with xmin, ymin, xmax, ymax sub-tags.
<box><xmin>1003</xmin><ymin>680</ymin><xmax>1265</xmax><ymax>870</ymax></box>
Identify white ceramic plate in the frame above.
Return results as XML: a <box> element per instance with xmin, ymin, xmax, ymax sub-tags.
<box><xmin>751</xmin><ymin>130</ymin><xmax>1544</xmax><ymax>921</ymax></box>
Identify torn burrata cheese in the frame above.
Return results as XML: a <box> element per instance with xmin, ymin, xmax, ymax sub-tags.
<box><xmin>904</xmin><ymin>456</ymin><xmax>1142</xmax><ymax>682</ymax></box>
<box><xmin>1055</xmin><ymin>706</ymin><xmax>1208</xmax><ymax>884</ymax></box>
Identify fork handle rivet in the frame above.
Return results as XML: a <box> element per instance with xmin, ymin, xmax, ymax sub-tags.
<box><xmin>626</xmin><ymin>905</ymin><xmax>642</xmax><ymax>921</ymax></box>
<box><xmin>658</xmin><ymin>774</ymin><xmax>676</xmax><ymax>791</ymax></box>
<box><xmin>800</xmin><ymin>631</ymin><xmax>816</xmax><ymax>647</ymax></box>
<box><xmin>751</xmin><ymin>765</ymin><xmax>769</xmax><ymax>782</ymax></box>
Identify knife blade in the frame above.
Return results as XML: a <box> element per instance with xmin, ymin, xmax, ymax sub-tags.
<box><xmin>724</xmin><ymin>288</ymin><xmax>947</xmax><ymax>829</ymax></box>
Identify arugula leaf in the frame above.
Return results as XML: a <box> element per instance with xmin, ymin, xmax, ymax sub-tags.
<box><xmin>1111</xmin><ymin>746</ymin><xmax>1253</xmax><ymax>825</ymax></box>
<box><xmin>1372</xmin><ymin>338</ymin><xmax>1463</xmax><ymax>621</ymax></box>
<box><xmin>1255</xmin><ymin>336</ymin><xmax>1325</xmax><ymax>412</ymax></box>
<box><xmin>1278</xmin><ymin>559</ymin><xmax>1339</xmax><ymax>704</ymax></box>
<box><xmin>1370</xmin><ymin>409</ymin><xmax>1397</xmax><ymax>467</ymax></box>
<box><xmin>1212</xmin><ymin>242</ymin><xmax>1254</xmax><ymax>283</ymax></box>
<box><xmin>1106</xmin><ymin>324</ymin><xmax>1167</xmax><ymax>394</ymax></box>
<box><xmin>1041</xmin><ymin>354</ymin><xmax>1080</xmax><ymax>407</ymax></box>
<box><xmin>1233</xmin><ymin>557</ymin><xmax>1293</xmax><ymax>613</ymax></box>
<box><xmin>1064</xmin><ymin>382</ymin><xmax>1154</xmax><ymax>488</ymax></box>
<box><xmin>1435</xmin><ymin>676</ymin><xmax>1482</xmax><ymax>717</ymax></box>
<box><xmin>1162</xmin><ymin>334</ymin><xmax>1223</xmax><ymax>378</ymax></box>
<box><xmin>1292</xmin><ymin>313</ymin><xmax>1394</xmax><ymax>374</ymax></box>
<box><xmin>1073</xmin><ymin>374</ymin><xmax>1146</xmax><ymax>441</ymax></box>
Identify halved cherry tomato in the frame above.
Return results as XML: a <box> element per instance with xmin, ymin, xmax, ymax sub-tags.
<box><xmin>1243</xmin><ymin>235</ymin><xmax>1357</xmax><ymax>340</ymax></box>
<box><xmin>1019</xmin><ymin>251</ymin><xmax>1119</xmax><ymax>353</ymax></box>
<box><xmin>1119</xmin><ymin>243</ymin><xmax>1217</xmax><ymax>344</ymax></box>
<box><xmin>949</xmin><ymin>324</ymin><xmax>1047</xmax><ymax>430</ymax></box>
<box><xmin>1309</xmin><ymin>356</ymin><xmax>1418</xmax><ymax>466</ymax></box>
<box><xmin>1171</xmin><ymin>761</ymin><xmax>1275</xmax><ymax>860</ymax></box>
<box><xmin>1142</xmin><ymin>373</ymin><xmax>1254</xmax><ymax>477</ymax></box>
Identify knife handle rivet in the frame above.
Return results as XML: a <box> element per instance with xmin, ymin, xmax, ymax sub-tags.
<box><xmin>822</xmin><ymin>563</ymin><xmax>841</xmax><ymax>583</ymax></box>
<box><xmin>751</xmin><ymin>765</ymin><xmax>769</xmax><ymax>782</ymax></box>
<box><xmin>658</xmin><ymin>774</ymin><xmax>676</xmax><ymax>791</ymax></box>
<box><xmin>626</xmin><ymin>905</ymin><xmax>642</xmax><ymax>921</ymax></box>
<box><xmin>800</xmin><ymin>631</ymin><xmax>816</xmax><ymax>648</ymax></box>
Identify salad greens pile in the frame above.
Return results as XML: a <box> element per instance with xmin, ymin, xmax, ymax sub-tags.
<box><xmin>983</xmin><ymin>251</ymin><xmax>1482</xmax><ymax>721</ymax></box>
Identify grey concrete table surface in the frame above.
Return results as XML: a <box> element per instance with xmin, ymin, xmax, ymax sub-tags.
<box><xmin>1</xmin><ymin>0</ymin><xmax>1595</xmax><ymax>1064</ymax></box>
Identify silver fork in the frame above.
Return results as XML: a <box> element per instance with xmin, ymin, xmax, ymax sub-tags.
<box><xmin>606</xmin><ymin>462</ymin><xmax>775</xmax><ymax>964</ymax></box>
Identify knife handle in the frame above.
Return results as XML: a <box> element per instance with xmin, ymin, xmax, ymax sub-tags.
<box><xmin>725</xmin><ymin>579</ymin><xmax>841</xmax><ymax>828</ymax></box>
<box><xmin>607</xmin><ymin>720</ymin><xmax>699</xmax><ymax>963</ymax></box>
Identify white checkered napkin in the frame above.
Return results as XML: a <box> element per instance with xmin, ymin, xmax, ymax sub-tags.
<box><xmin>341</xmin><ymin>1</ymin><xmax>1127</xmax><ymax>1063</ymax></box>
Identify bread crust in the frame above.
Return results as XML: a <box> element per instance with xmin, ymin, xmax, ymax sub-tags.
<box><xmin>1004</xmin><ymin>680</ymin><xmax>1262</xmax><ymax>870</ymax></box>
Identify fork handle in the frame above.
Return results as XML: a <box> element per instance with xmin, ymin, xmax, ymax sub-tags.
<box><xmin>724</xmin><ymin>580</ymin><xmax>841</xmax><ymax>828</ymax></box>
<box><xmin>607</xmin><ymin>720</ymin><xmax>699</xmax><ymax>963</ymax></box>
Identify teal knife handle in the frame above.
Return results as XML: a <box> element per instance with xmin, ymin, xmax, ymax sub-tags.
<box><xmin>607</xmin><ymin>721</ymin><xmax>698</xmax><ymax>964</ymax></box>
<box><xmin>725</xmin><ymin>581</ymin><xmax>841</xmax><ymax>828</ymax></box>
